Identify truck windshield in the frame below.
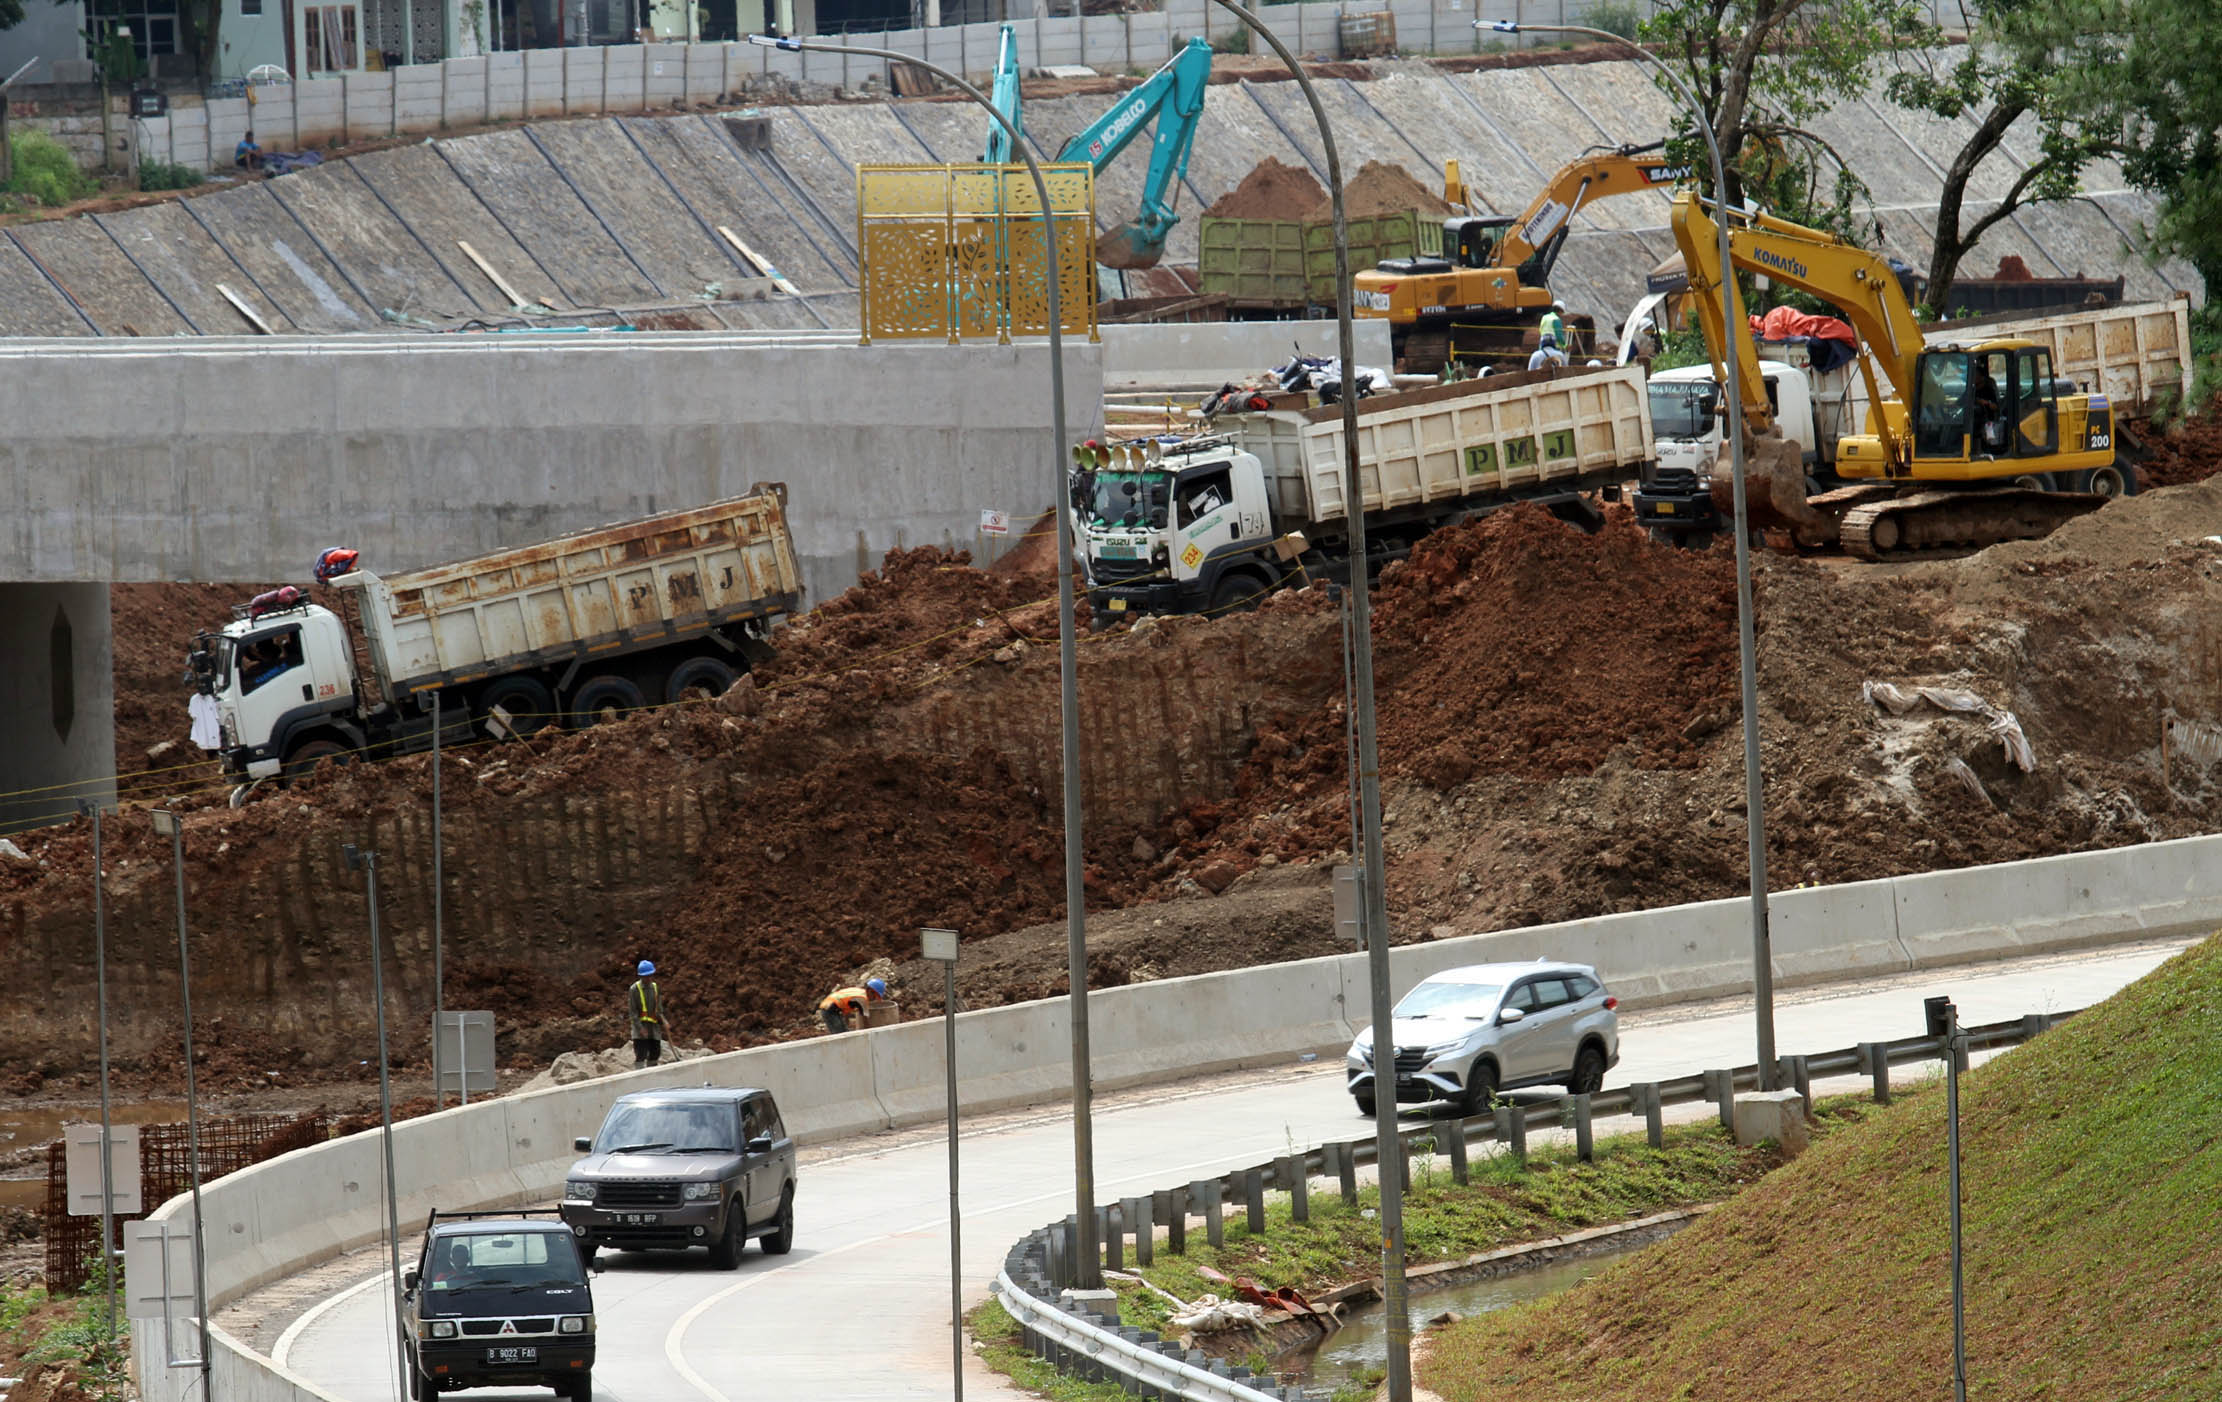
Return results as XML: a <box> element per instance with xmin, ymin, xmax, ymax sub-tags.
<box><xmin>594</xmin><ymin>1102</ymin><xmax>735</xmax><ymax>1154</ymax></box>
<box><xmin>1084</xmin><ymin>471</ymin><xmax>1170</xmax><ymax>529</ymax></box>
<box><xmin>1649</xmin><ymin>381</ymin><xmax>1719</xmax><ymax>441</ymax></box>
<box><xmin>423</xmin><ymin>1231</ymin><xmax>584</xmax><ymax>1291</ymax></box>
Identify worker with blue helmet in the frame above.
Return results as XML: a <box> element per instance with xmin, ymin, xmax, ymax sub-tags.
<box><xmin>819</xmin><ymin>977</ymin><xmax>892</xmax><ymax>1034</ymax></box>
<box><xmin>628</xmin><ymin>960</ymin><xmax>668</xmax><ymax>1068</ymax></box>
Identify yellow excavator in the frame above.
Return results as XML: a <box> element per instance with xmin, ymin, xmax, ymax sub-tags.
<box><xmin>1640</xmin><ymin>192</ymin><xmax>2126</xmax><ymax>559</ymax></box>
<box><xmin>1352</xmin><ymin>141</ymin><xmax>1692</xmax><ymax>371</ymax></box>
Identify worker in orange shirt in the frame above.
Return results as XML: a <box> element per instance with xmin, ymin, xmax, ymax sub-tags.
<box><xmin>819</xmin><ymin>978</ymin><xmax>889</xmax><ymax>1033</ymax></box>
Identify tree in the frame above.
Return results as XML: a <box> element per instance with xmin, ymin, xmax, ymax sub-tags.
<box><xmin>2001</xmin><ymin>0</ymin><xmax>2222</xmax><ymax>313</ymax></box>
<box><xmin>1885</xmin><ymin>0</ymin><xmax>2113</xmax><ymax>316</ymax></box>
<box><xmin>1638</xmin><ymin>0</ymin><xmax>1931</xmax><ymax>218</ymax></box>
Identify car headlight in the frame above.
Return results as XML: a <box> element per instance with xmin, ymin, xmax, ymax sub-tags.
<box><xmin>565</xmin><ymin>1180</ymin><xmax>596</xmax><ymax>1202</ymax></box>
<box><xmin>1425</xmin><ymin>1039</ymin><xmax>1470</xmax><ymax>1059</ymax></box>
<box><xmin>558</xmin><ymin>1316</ymin><xmax>590</xmax><ymax>1335</ymax></box>
<box><xmin>420</xmin><ymin>1319</ymin><xmax>457</xmax><ymax>1339</ymax></box>
<box><xmin>683</xmin><ymin>1181</ymin><xmax>719</xmax><ymax>1201</ymax></box>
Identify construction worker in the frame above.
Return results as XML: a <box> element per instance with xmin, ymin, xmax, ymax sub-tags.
<box><xmin>1538</xmin><ymin>300</ymin><xmax>1568</xmax><ymax>352</ymax></box>
<box><xmin>1527</xmin><ymin>340</ymin><xmax>1570</xmax><ymax>372</ymax></box>
<box><xmin>819</xmin><ymin>978</ymin><xmax>889</xmax><ymax>1034</ymax></box>
<box><xmin>627</xmin><ymin>961</ymin><xmax>667</xmax><ymax>1067</ymax></box>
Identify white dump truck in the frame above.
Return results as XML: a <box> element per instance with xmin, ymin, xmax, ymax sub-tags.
<box><xmin>1634</xmin><ymin>297</ymin><xmax>2194</xmax><ymax>545</ymax></box>
<box><xmin>1075</xmin><ymin>365</ymin><xmax>1656</xmax><ymax>618</ymax></box>
<box><xmin>192</xmin><ymin>486</ymin><xmax>803</xmax><ymax>783</ymax></box>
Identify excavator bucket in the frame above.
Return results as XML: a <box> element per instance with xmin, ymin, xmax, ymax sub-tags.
<box><xmin>1095</xmin><ymin>221</ymin><xmax>1167</xmax><ymax>271</ymax></box>
<box><xmin>1709</xmin><ymin>425</ymin><xmax>1842</xmax><ymax>547</ymax></box>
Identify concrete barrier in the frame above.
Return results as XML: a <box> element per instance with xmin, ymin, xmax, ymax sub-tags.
<box><xmin>134</xmin><ymin>833</ymin><xmax>2222</xmax><ymax>1401</ymax></box>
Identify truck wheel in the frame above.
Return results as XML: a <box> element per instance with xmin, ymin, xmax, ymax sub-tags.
<box><xmin>565</xmin><ymin>1371</ymin><xmax>592</xmax><ymax>1402</ymax></box>
<box><xmin>283</xmin><ymin>738</ymin><xmax>352</xmax><ymax>781</ymax></box>
<box><xmin>479</xmin><ymin>677</ymin><xmax>554</xmax><ymax>735</ymax></box>
<box><xmin>1208</xmin><ymin>574</ymin><xmax>1266</xmax><ymax>616</ymax></box>
<box><xmin>665</xmin><ymin>656</ymin><xmax>738</xmax><ymax>704</ymax></box>
<box><xmin>568</xmin><ymin>675</ymin><xmax>644</xmax><ymax>729</ymax></box>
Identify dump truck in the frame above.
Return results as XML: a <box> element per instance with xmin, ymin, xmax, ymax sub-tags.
<box><xmin>1074</xmin><ymin>365</ymin><xmax>1655</xmax><ymax>618</ymax></box>
<box><xmin>1199</xmin><ymin>210</ymin><xmax>1443</xmax><ymax>314</ymax></box>
<box><xmin>191</xmin><ymin>487</ymin><xmax>803</xmax><ymax>784</ymax></box>
<box><xmin>1635</xmin><ymin>294</ymin><xmax>2194</xmax><ymax>549</ymax></box>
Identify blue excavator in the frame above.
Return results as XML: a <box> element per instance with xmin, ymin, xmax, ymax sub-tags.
<box><xmin>982</xmin><ymin>29</ymin><xmax>1212</xmax><ymax>270</ymax></box>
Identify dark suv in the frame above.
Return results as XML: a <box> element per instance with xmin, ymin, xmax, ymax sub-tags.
<box><xmin>401</xmin><ymin>1211</ymin><xmax>596</xmax><ymax>1401</ymax></box>
<box><xmin>560</xmin><ymin>1087</ymin><xmax>796</xmax><ymax>1270</ymax></box>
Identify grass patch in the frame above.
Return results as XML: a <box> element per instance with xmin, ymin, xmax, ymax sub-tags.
<box><xmin>968</xmin><ymin>1297</ymin><xmax>1142</xmax><ymax>1402</ymax></box>
<box><xmin>4</xmin><ymin>131</ymin><xmax>98</xmax><ymax>208</ymax></box>
<box><xmin>137</xmin><ymin>159</ymin><xmax>205</xmax><ymax>192</ymax></box>
<box><xmin>0</xmin><ymin>1271</ymin><xmax>132</xmax><ymax>1402</ymax></box>
<box><xmin>1115</xmin><ymin>1110</ymin><xmax>1872</xmax><ymax>1336</ymax></box>
<box><xmin>1421</xmin><ymin>934</ymin><xmax>2222</xmax><ymax>1400</ymax></box>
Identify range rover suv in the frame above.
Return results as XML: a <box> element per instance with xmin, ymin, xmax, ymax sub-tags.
<box><xmin>560</xmin><ymin>1087</ymin><xmax>796</xmax><ymax>1270</ymax></box>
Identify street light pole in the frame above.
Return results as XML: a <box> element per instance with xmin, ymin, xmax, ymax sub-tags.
<box><xmin>1200</xmin><ymin>5</ymin><xmax>1409</xmax><ymax>1398</ymax></box>
<box><xmin>81</xmin><ymin>799</ymin><xmax>118</xmax><ymax>1340</ymax></box>
<box><xmin>1486</xmin><ymin>18</ymin><xmax>1775</xmax><ymax>1087</ymax></box>
<box><xmin>150</xmin><ymin>807</ymin><xmax>210</xmax><ymax>1402</ymax></box>
<box><xmin>922</xmin><ymin>928</ymin><xmax>964</xmax><ymax>1402</ymax></box>
<box><xmin>343</xmin><ymin>844</ymin><xmax>409</xmax><ymax>1400</ymax></box>
<box><xmin>747</xmin><ymin>29</ymin><xmax>1096</xmax><ymax>1280</ymax></box>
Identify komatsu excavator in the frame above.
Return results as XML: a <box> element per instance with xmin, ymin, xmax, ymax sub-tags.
<box><xmin>1646</xmin><ymin>191</ymin><xmax>2126</xmax><ymax>560</ymax></box>
<box><xmin>1352</xmin><ymin>141</ymin><xmax>1691</xmax><ymax>370</ymax></box>
<box><xmin>983</xmin><ymin>27</ymin><xmax>1211</xmax><ymax>270</ymax></box>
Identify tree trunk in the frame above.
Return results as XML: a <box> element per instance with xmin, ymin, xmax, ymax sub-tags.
<box><xmin>1925</xmin><ymin>99</ymin><xmax>2024</xmax><ymax>318</ymax></box>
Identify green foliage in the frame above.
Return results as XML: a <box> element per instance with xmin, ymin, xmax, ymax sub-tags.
<box><xmin>0</xmin><ymin>1275</ymin><xmax>131</xmax><ymax>1402</ymax></box>
<box><xmin>137</xmin><ymin>159</ymin><xmax>205</xmax><ymax>191</ymax></box>
<box><xmin>1584</xmin><ymin>0</ymin><xmax>1644</xmax><ymax>39</ymax></box>
<box><xmin>1208</xmin><ymin>23</ymin><xmax>1251</xmax><ymax>54</ymax></box>
<box><xmin>1332</xmin><ymin>1367</ymin><xmax>1388</xmax><ymax>1402</ymax></box>
<box><xmin>5</xmin><ymin>130</ymin><xmax>98</xmax><ymax>208</ymax></box>
<box><xmin>1651</xmin><ymin>315</ymin><xmax>1713</xmax><ymax>373</ymax></box>
<box><xmin>968</xmin><ymin>1299</ymin><xmax>1140</xmax><ymax>1402</ymax></box>
<box><xmin>1637</xmin><ymin>0</ymin><xmax>1930</xmax><ymax>210</ymax></box>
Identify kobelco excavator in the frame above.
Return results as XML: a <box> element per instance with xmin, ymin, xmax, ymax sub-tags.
<box><xmin>983</xmin><ymin>27</ymin><xmax>1212</xmax><ymax>270</ymax></box>
<box><xmin>1644</xmin><ymin>192</ymin><xmax>2127</xmax><ymax>560</ymax></box>
<box><xmin>1353</xmin><ymin>141</ymin><xmax>1692</xmax><ymax>370</ymax></box>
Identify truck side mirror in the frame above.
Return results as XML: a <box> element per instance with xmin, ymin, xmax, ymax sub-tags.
<box><xmin>403</xmin><ymin>1268</ymin><xmax>419</xmax><ymax>1292</ymax></box>
<box><xmin>573</xmin><ymin>1137</ymin><xmax>592</xmax><ymax>1153</ymax></box>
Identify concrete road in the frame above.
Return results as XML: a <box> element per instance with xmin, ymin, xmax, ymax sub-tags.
<box><xmin>275</xmin><ymin>937</ymin><xmax>2194</xmax><ymax>1402</ymax></box>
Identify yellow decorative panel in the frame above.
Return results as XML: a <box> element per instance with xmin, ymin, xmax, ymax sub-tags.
<box><xmin>858</xmin><ymin>163</ymin><xmax>1098</xmax><ymax>344</ymax></box>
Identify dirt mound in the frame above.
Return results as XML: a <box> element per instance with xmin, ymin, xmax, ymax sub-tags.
<box><xmin>2126</xmin><ymin>402</ymin><xmax>2222</xmax><ymax>489</ymax></box>
<box><xmin>1205</xmin><ymin>157</ymin><xmax>1329</xmax><ymax>220</ymax></box>
<box><xmin>1342</xmin><ymin>160</ymin><xmax>1454</xmax><ymax>219</ymax></box>
<box><xmin>109</xmin><ymin>582</ymin><xmax>281</xmax><ymax>793</ymax></box>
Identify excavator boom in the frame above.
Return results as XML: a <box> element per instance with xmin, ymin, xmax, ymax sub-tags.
<box><xmin>1056</xmin><ymin>37</ymin><xmax>1213</xmax><ymax>269</ymax></box>
<box><xmin>1499</xmin><ymin>142</ymin><xmax>1692</xmax><ymax>287</ymax></box>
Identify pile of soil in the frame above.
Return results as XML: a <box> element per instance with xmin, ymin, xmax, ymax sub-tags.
<box><xmin>1204</xmin><ymin>157</ymin><xmax>1330</xmax><ymax>220</ymax></box>
<box><xmin>2127</xmin><ymin>402</ymin><xmax>2222</xmax><ymax>489</ymax></box>
<box><xmin>1342</xmin><ymin>160</ymin><xmax>1454</xmax><ymax>219</ymax></box>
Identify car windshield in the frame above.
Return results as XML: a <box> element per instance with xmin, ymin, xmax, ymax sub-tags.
<box><xmin>594</xmin><ymin>1102</ymin><xmax>735</xmax><ymax>1153</ymax></box>
<box><xmin>1393</xmin><ymin>978</ymin><xmax>1504</xmax><ymax>1020</ymax></box>
<box><xmin>424</xmin><ymin>1231</ymin><xmax>582</xmax><ymax>1291</ymax></box>
<box><xmin>1649</xmin><ymin>381</ymin><xmax>1719</xmax><ymax>440</ymax></box>
<box><xmin>1083</xmin><ymin>470</ymin><xmax>1171</xmax><ymax>529</ymax></box>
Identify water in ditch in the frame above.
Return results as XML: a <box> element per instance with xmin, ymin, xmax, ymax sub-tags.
<box><xmin>1280</xmin><ymin>1240</ymin><xmax>1649</xmax><ymax>1393</ymax></box>
<box><xmin>0</xmin><ymin>1099</ymin><xmax>190</xmax><ymax>1213</ymax></box>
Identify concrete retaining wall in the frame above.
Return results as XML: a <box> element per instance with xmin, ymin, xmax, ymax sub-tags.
<box><xmin>132</xmin><ymin>832</ymin><xmax>2222</xmax><ymax>1400</ymax></box>
<box><xmin>1100</xmin><ymin>318</ymin><xmax>1396</xmax><ymax>388</ymax></box>
<box><xmin>0</xmin><ymin>333</ymin><xmax>1101</xmax><ymax>602</ymax></box>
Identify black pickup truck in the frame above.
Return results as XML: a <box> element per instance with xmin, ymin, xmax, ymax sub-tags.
<box><xmin>402</xmin><ymin>1211</ymin><xmax>598</xmax><ymax>1401</ymax></box>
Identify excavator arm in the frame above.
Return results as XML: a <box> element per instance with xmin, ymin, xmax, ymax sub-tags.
<box><xmin>1668</xmin><ymin>190</ymin><xmax>1926</xmax><ymax>467</ymax></box>
<box><xmin>982</xmin><ymin>24</ymin><xmax>1021</xmax><ymax>165</ymax></box>
<box><xmin>1498</xmin><ymin>142</ymin><xmax>1692</xmax><ymax>287</ymax></box>
<box><xmin>1056</xmin><ymin>36</ymin><xmax>1212</xmax><ymax>269</ymax></box>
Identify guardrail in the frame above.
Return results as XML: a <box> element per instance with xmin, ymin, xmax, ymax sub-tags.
<box><xmin>991</xmin><ymin>1009</ymin><xmax>2075</xmax><ymax>1401</ymax></box>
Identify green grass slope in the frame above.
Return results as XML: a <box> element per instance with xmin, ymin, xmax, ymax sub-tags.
<box><xmin>1421</xmin><ymin>936</ymin><xmax>2222</xmax><ymax>1401</ymax></box>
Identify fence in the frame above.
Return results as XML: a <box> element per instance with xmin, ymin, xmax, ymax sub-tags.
<box><xmin>991</xmin><ymin>1007</ymin><xmax>2074</xmax><ymax>1401</ymax></box>
<box><xmin>42</xmin><ymin>1112</ymin><xmax>328</xmax><ymax>1289</ymax></box>
<box><xmin>130</xmin><ymin>0</ymin><xmax>1965</xmax><ymax>173</ymax></box>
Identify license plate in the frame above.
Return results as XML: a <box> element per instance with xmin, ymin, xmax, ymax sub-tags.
<box><xmin>617</xmin><ymin>1212</ymin><xmax>659</xmax><ymax>1225</ymax></box>
<box><xmin>1107</xmin><ymin>598</ymin><xmax>1127</xmax><ymax>612</ymax></box>
<box><xmin>485</xmin><ymin>1347</ymin><xmax>538</xmax><ymax>1365</ymax></box>
<box><xmin>1655</xmin><ymin>502</ymin><xmax>1677</xmax><ymax>515</ymax></box>
<box><xmin>1098</xmin><ymin>542</ymin><xmax>1137</xmax><ymax>559</ymax></box>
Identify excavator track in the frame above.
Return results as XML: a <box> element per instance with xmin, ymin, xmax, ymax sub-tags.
<box><xmin>1837</xmin><ymin>488</ymin><xmax>2109</xmax><ymax>561</ymax></box>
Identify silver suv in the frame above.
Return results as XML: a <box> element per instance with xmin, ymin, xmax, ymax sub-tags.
<box><xmin>1346</xmin><ymin>960</ymin><xmax>1620</xmax><ymax>1116</ymax></box>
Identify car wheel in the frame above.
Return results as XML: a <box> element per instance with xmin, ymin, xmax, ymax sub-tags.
<box><xmin>707</xmin><ymin>1200</ymin><xmax>746</xmax><ymax>1270</ymax></box>
<box><xmin>1459</xmin><ymin>1059</ymin><xmax>1500</xmax><ymax>1117</ymax></box>
<box><xmin>1570</xmin><ymin>1044</ymin><xmax>1607</xmax><ymax>1096</ymax></box>
<box><xmin>762</xmin><ymin>1186</ymin><xmax>795</xmax><ymax>1256</ymax></box>
<box><xmin>577</xmin><ymin>1241</ymin><xmax>597</xmax><ymax>1271</ymax></box>
<box><xmin>1353</xmin><ymin>1091</ymin><xmax>1375</xmax><ymax>1118</ymax></box>
<box><xmin>565</xmin><ymin>1371</ymin><xmax>593</xmax><ymax>1402</ymax></box>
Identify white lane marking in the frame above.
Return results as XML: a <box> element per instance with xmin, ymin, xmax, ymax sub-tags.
<box><xmin>274</xmin><ymin>1268</ymin><xmax>391</xmax><ymax>1371</ymax></box>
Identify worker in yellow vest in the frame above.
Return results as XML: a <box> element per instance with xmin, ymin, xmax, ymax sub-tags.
<box><xmin>628</xmin><ymin>961</ymin><xmax>668</xmax><ymax>1067</ymax></box>
<box><xmin>819</xmin><ymin>978</ymin><xmax>889</xmax><ymax>1033</ymax></box>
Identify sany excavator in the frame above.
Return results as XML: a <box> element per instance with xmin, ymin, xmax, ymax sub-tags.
<box><xmin>1353</xmin><ymin>141</ymin><xmax>1692</xmax><ymax>370</ymax></box>
<box><xmin>981</xmin><ymin>27</ymin><xmax>1211</xmax><ymax>270</ymax></box>
<box><xmin>1636</xmin><ymin>191</ymin><xmax>2125</xmax><ymax>560</ymax></box>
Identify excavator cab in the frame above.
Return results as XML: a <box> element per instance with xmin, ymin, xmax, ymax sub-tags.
<box><xmin>1910</xmin><ymin>344</ymin><xmax>2060</xmax><ymax>464</ymax></box>
<box><xmin>1444</xmin><ymin>216</ymin><xmax>1511</xmax><ymax>271</ymax></box>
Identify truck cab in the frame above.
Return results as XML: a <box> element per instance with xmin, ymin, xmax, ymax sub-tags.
<box><xmin>1073</xmin><ymin>436</ymin><xmax>1280</xmax><ymax>620</ymax></box>
<box><xmin>402</xmin><ymin>1212</ymin><xmax>596</xmax><ymax>1401</ymax></box>
<box><xmin>191</xmin><ymin>598</ymin><xmax>364</xmax><ymax>781</ymax></box>
<box><xmin>1633</xmin><ymin>347</ymin><xmax>1856</xmax><ymax>543</ymax></box>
